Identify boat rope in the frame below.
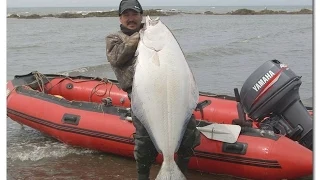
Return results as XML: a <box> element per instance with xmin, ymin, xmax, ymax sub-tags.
<box><xmin>89</xmin><ymin>78</ymin><xmax>115</xmax><ymax>102</ymax></box>
<box><xmin>44</xmin><ymin>76</ymin><xmax>92</xmax><ymax>92</ymax></box>
<box><xmin>108</xmin><ymin>83</ymin><xmax>113</xmax><ymax>98</ymax></box>
<box><xmin>33</xmin><ymin>73</ymin><xmax>116</xmax><ymax>102</ymax></box>
<box><xmin>89</xmin><ymin>81</ymin><xmax>108</xmax><ymax>102</ymax></box>
<box><xmin>97</xmin><ymin>103</ymin><xmax>106</xmax><ymax>115</ymax></box>
<box><xmin>33</xmin><ymin>71</ymin><xmax>52</xmax><ymax>93</ymax></box>
<box><xmin>10</xmin><ymin>72</ymin><xmax>118</xmax><ymax>116</ymax></box>
<box><xmin>7</xmin><ymin>71</ymin><xmax>51</xmax><ymax>99</ymax></box>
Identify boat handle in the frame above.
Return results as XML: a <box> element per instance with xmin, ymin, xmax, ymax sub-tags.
<box><xmin>195</xmin><ymin>100</ymin><xmax>211</xmax><ymax>120</ymax></box>
<box><xmin>222</xmin><ymin>142</ymin><xmax>248</xmax><ymax>155</ymax></box>
<box><xmin>195</xmin><ymin>100</ymin><xmax>211</xmax><ymax>111</ymax></box>
<box><xmin>62</xmin><ymin>114</ymin><xmax>80</xmax><ymax>125</ymax></box>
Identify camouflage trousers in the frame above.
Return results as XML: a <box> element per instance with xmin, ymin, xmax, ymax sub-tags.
<box><xmin>131</xmin><ymin>109</ymin><xmax>201</xmax><ymax>177</ymax></box>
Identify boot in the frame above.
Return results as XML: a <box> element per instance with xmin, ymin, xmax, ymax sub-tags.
<box><xmin>176</xmin><ymin>156</ymin><xmax>190</xmax><ymax>175</ymax></box>
<box><xmin>138</xmin><ymin>173</ymin><xmax>150</xmax><ymax>180</ymax></box>
<box><xmin>136</xmin><ymin>161</ymin><xmax>152</xmax><ymax>180</ymax></box>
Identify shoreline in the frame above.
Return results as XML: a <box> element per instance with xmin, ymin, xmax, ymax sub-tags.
<box><xmin>7</xmin><ymin>8</ymin><xmax>312</xmax><ymax>19</ymax></box>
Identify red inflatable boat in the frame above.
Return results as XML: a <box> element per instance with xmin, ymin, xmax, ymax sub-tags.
<box><xmin>11</xmin><ymin>72</ymin><xmax>312</xmax><ymax>128</ymax></box>
<box><xmin>6</xmin><ymin>72</ymin><xmax>312</xmax><ymax>180</ymax></box>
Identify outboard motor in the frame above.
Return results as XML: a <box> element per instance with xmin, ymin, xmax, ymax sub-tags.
<box><xmin>240</xmin><ymin>60</ymin><xmax>313</xmax><ymax>150</ymax></box>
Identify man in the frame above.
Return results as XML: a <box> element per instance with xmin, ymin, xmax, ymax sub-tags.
<box><xmin>106</xmin><ymin>0</ymin><xmax>201</xmax><ymax>179</ymax></box>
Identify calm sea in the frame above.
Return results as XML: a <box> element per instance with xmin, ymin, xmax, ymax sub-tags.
<box><xmin>7</xmin><ymin>6</ymin><xmax>313</xmax><ymax>180</ymax></box>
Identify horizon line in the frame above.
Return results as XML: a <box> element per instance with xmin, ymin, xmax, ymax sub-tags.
<box><xmin>7</xmin><ymin>5</ymin><xmax>313</xmax><ymax>8</ymax></box>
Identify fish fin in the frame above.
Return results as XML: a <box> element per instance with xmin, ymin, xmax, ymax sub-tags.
<box><xmin>155</xmin><ymin>161</ymin><xmax>186</xmax><ymax>180</ymax></box>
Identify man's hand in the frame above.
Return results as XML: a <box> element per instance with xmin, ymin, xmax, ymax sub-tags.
<box><xmin>126</xmin><ymin>32</ymin><xmax>140</xmax><ymax>48</ymax></box>
<box><xmin>106</xmin><ymin>32</ymin><xmax>140</xmax><ymax>67</ymax></box>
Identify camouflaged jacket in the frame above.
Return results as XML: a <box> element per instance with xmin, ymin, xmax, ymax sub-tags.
<box><xmin>106</xmin><ymin>31</ymin><xmax>140</xmax><ymax>92</ymax></box>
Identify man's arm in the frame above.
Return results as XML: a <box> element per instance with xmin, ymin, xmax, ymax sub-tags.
<box><xmin>106</xmin><ymin>32</ymin><xmax>139</xmax><ymax>67</ymax></box>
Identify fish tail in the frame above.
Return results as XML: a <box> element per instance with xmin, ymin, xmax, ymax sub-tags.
<box><xmin>155</xmin><ymin>161</ymin><xmax>186</xmax><ymax>180</ymax></box>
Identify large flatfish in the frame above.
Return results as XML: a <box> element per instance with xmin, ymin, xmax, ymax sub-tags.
<box><xmin>131</xmin><ymin>16</ymin><xmax>199</xmax><ymax>180</ymax></box>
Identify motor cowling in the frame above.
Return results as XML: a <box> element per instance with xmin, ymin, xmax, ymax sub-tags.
<box><xmin>240</xmin><ymin>60</ymin><xmax>313</xmax><ymax>150</ymax></box>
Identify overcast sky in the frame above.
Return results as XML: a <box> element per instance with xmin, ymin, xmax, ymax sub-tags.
<box><xmin>7</xmin><ymin>0</ymin><xmax>312</xmax><ymax>8</ymax></box>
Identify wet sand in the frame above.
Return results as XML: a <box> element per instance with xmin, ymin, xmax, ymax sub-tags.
<box><xmin>7</xmin><ymin>147</ymin><xmax>312</xmax><ymax>180</ymax></box>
